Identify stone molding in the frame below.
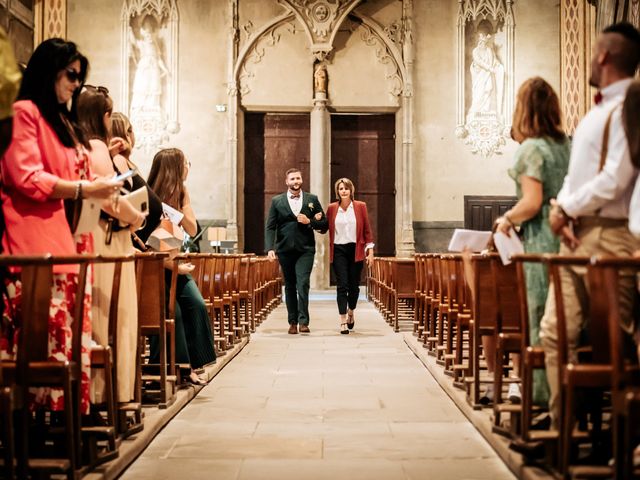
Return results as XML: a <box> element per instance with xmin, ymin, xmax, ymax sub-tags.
<box><xmin>34</xmin><ymin>0</ymin><xmax>66</xmax><ymax>44</ymax></box>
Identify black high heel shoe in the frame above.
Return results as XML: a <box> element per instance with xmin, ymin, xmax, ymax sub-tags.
<box><xmin>347</xmin><ymin>309</ymin><xmax>355</xmax><ymax>330</ymax></box>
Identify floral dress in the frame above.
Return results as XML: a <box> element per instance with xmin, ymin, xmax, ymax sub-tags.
<box><xmin>508</xmin><ymin>136</ymin><xmax>570</xmax><ymax>406</ymax></box>
<box><xmin>1</xmin><ymin>146</ymin><xmax>94</xmax><ymax>415</ymax></box>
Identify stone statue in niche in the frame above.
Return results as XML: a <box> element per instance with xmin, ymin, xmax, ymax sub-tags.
<box><xmin>468</xmin><ymin>31</ymin><xmax>504</xmax><ymax>120</ymax></box>
<box><xmin>314</xmin><ymin>63</ymin><xmax>328</xmax><ymax>96</ymax></box>
<box><xmin>130</xmin><ymin>15</ymin><xmax>169</xmax><ymax>116</ymax></box>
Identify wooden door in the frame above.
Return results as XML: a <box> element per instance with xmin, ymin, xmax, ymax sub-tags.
<box><xmin>244</xmin><ymin>113</ymin><xmax>310</xmax><ymax>254</ymax></box>
<box><xmin>463</xmin><ymin>195</ymin><xmax>517</xmax><ymax>231</ymax></box>
<box><xmin>331</xmin><ymin>114</ymin><xmax>396</xmax><ymax>257</ymax></box>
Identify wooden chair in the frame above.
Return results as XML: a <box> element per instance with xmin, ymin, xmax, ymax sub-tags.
<box><xmin>136</xmin><ymin>252</ymin><xmax>177</xmax><ymax>409</ymax></box>
<box><xmin>390</xmin><ymin>259</ymin><xmax>416</xmax><ymax>332</ymax></box>
<box><xmin>462</xmin><ymin>253</ymin><xmax>498</xmax><ymax>409</ymax></box>
<box><xmin>0</xmin><ymin>359</ymin><xmax>15</xmax><ymax>479</ymax></box>
<box><xmin>0</xmin><ymin>254</ymin><xmax>94</xmax><ymax>479</ymax></box>
<box><xmin>589</xmin><ymin>257</ymin><xmax>640</xmax><ymax>480</ymax></box>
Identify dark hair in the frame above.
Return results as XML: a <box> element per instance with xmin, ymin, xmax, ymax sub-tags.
<box><xmin>18</xmin><ymin>38</ymin><xmax>89</xmax><ymax>148</ymax></box>
<box><xmin>77</xmin><ymin>86</ymin><xmax>113</xmax><ymax>144</ymax></box>
<box><xmin>623</xmin><ymin>80</ymin><xmax>640</xmax><ymax>168</ymax></box>
<box><xmin>511</xmin><ymin>77</ymin><xmax>566</xmax><ymax>143</ymax></box>
<box><xmin>285</xmin><ymin>168</ymin><xmax>301</xmax><ymax>177</ymax></box>
<box><xmin>602</xmin><ymin>22</ymin><xmax>640</xmax><ymax>76</ymax></box>
<box><xmin>147</xmin><ymin>148</ymin><xmax>186</xmax><ymax>210</ymax></box>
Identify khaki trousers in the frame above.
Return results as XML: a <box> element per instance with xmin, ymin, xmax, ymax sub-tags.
<box><xmin>539</xmin><ymin>217</ymin><xmax>640</xmax><ymax>426</ymax></box>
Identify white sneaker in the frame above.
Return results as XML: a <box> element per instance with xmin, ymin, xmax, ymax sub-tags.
<box><xmin>508</xmin><ymin>382</ymin><xmax>522</xmax><ymax>404</ymax></box>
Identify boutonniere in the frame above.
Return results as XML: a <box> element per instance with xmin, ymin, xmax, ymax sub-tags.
<box><xmin>308</xmin><ymin>202</ymin><xmax>314</xmax><ymax>211</ymax></box>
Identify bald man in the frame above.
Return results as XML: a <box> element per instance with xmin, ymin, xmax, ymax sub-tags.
<box><xmin>542</xmin><ymin>22</ymin><xmax>640</xmax><ymax>427</ymax></box>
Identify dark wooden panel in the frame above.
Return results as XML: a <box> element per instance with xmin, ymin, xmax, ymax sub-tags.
<box><xmin>464</xmin><ymin>195</ymin><xmax>517</xmax><ymax>231</ymax></box>
<box><xmin>331</xmin><ymin>114</ymin><xmax>396</xmax><ymax>259</ymax></box>
<box><xmin>243</xmin><ymin>113</ymin><xmax>310</xmax><ymax>254</ymax></box>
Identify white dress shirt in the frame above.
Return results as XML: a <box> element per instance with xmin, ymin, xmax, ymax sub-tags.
<box><xmin>287</xmin><ymin>190</ymin><xmax>302</xmax><ymax>216</ymax></box>
<box><xmin>334</xmin><ymin>202</ymin><xmax>357</xmax><ymax>244</ymax></box>
<box><xmin>629</xmin><ymin>177</ymin><xmax>640</xmax><ymax>237</ymax></box>
<box><xmin>557</xmin><ymin>78</ymin><xmax>638</xmax><ymax>219</ymax></box>
<box><xmin>334</xmin><ymin>202</ymin><xmax>375</xmax><ymax>251</ymax></box>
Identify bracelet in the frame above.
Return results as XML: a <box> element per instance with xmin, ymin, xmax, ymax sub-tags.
<box><xmin>73</xmin><ymin>181</ymin><xmax>81</xmax><ymax>200</ymax></box>
<box><xmin>503</xmin><ymin>212</ymin><xmax>515</xmax><ymax>226</ymax></box>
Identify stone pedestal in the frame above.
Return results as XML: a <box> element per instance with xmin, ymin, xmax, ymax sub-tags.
<box><xmin>310</xmin><ymin>95</ymin><xmax>330</xmax><ymax>289</ymax></box>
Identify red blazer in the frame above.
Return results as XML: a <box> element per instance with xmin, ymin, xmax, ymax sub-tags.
<box><xmin>327</xmin><ymin>200</ymin><xmax>374</xmax><ymax>263</ymax></box>
<box><xmin>1</xmin><ymin>100</ymin><xmax>81</xmax><ymax>271</ymax></box>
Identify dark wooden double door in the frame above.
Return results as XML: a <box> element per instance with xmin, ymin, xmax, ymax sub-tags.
<box><xmin>244</xmin><ymin>113</ymin><xmax>395</xmax><ymax>257</ymax></box>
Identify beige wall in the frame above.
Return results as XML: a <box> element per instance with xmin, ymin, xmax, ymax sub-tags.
<box><xmin>412</xmin><ymin>0</ymin><xmax>561</xmax><ymax>223</ymax></box>
<box><xmin>68</xmin><ymin>0</ymin><xmax>231</xmax><ymax>220</ymax></box>
<box><xmin>67</xmin><ymin>0</ymin><xmax>562</xmax><ymax>230</ymax></box>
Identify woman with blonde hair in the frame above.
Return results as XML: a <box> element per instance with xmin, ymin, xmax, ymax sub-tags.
<box><xmin>110</xmin><ymin>111</ymin><xmax>163</xmax><ymax>244</ymax></box>
<box><xmin>493</xmin><ymin>76</ymin><xmax>570</xmax><ymax>406</ymax></box>
<box><xmin>325</xmin><ymin>178</ymin><xmax>374</xmax><ymax>334</ymax></box>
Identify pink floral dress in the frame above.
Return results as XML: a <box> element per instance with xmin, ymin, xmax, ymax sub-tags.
<box><xmin>1</xmin><ymin>146</ymin><xmax>94</xmax><ymax>415</ymax></box>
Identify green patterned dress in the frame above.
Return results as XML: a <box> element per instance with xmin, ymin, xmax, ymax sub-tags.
<box><xmin>508</xmin><ymin>136</ymin><xmax>570</xmax><ymax>406</ymax></box>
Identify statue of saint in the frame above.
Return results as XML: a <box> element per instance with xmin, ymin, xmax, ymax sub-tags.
<box><xmin>314</xmin><ymin>63</ymin><xmax>328</xmax><ymax>95</ymax></box>
<box><xmin>129</xmin><ymin>15</ymin><xmax>169</xmax><ymax>115</ymax></box>
<box><xmin>468</xmin><ymin>32</ymin><xmax>504</xmax><ymax>119</ymax></box>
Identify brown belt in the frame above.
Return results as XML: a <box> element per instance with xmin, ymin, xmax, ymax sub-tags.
<box><xmin>576</xmin><ymin>215</ymin><xmax>628</xmax><ymax>228</ymax></box>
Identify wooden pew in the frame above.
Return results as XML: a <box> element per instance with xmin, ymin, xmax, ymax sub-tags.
<box><xmin>0</xmin><ymin>255</ymin><xmax>94</xmax><ymax>479</ymax></box>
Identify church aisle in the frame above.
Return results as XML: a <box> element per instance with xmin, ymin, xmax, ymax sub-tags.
<box><xmin>122</xmin><ymin>297</ymin><xmax>515</xmax><ymax>480</ymax></box>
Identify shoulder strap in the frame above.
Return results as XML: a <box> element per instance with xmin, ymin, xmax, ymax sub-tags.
<box><xmin>598</xmin><ymin>104</ymin><xmax>621</xmax><ymax>172</ymax></box>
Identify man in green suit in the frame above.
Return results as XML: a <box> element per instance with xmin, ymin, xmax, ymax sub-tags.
<box><xmin>265</xmin><ymin>168</ymin><xmax>328</xmax><ymax>334</ymax></box>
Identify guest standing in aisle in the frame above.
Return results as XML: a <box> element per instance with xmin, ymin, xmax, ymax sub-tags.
<box><xmin>265</xmin><ymin>168</ymin><xmax>328</xmax><ymax>334</ymax></box>
<box><xmin>326</xmin><ymin>178</ymin><xmax>374</xmax><ymax>334</ymax></box>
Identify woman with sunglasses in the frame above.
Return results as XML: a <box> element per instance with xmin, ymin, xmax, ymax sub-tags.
<box><xmin>77</xmin><ymin>86</ymin><xmax>146</xmax><ymax>406</ymax></box>
<box><xmin>0</xmin><ymin>39</ymin><xmax>121</xmax><ymax>415</ymax></box>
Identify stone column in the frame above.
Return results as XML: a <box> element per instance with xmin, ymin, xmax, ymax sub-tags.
<box><xmin>226</xmin><ymin>0</ymin><xmax>240</xmax><ymax>245</ymax></box>
<box><xmin>397</xmin><ymin>0</ymin><xmax>415</xmax><ymax>258</ymax></box>
<box><xmin>310</xmin><ymin>91</ymin><xmax>330</xmax><ymax>289</ymax></box>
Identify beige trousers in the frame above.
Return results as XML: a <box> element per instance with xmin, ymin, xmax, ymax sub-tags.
<box><xmin>539</xmin><ymin>217</ymin><xmax>640</xmax><ymax>426</ymax></box>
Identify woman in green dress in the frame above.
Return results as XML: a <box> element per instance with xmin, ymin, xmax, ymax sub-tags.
<box><xmin>495</xmin><ymin>77</ymin><xmax>570</xmax><ymax>406</ymax></box>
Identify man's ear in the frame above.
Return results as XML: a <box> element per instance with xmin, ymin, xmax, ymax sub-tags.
<box><xmin>597</xmin><ymin>48</ymin><xmax>608</xmax><ymax>67</ymax></box>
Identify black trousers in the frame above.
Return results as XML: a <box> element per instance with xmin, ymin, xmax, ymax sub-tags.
<box><xmin>332</xmin><ymin>243</ymin><xmax>364</xmax><ymax>315</ymax></box>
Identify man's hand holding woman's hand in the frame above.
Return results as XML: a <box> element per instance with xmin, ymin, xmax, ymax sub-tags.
<box><xmin>297</xmin><ymin>214</ymin><xmax>311</xmax><ymax>225</ymax></box>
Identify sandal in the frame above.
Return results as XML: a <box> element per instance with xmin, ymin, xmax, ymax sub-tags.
<box><xmin>347</xmin><ymin>309</ymin><xmax>355</xmax><ymax>330</ymax></box>
<box><xmin>340</xmin><ymin>322</ymin><xmax>349</xmax><ymax>334</ymax></box>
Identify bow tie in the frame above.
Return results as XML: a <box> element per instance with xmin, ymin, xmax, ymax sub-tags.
<box><xmin>594</xmin><ymin>91</ymin><xmax>603</xmax><ymax>105</ymax></box>
<box><xmin>290</xmin><ymin>193</ymin><xmax>301</xmax><ymax>199</ymax></box>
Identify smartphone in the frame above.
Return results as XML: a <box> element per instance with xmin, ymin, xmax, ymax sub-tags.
<box><xmin>113</xmin><ymin>169</ymin><xmax>136</xmax><ymax>182</ymax></box>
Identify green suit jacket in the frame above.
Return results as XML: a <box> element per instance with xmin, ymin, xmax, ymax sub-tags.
<box><xmin>264</xmin><ymin>192</ymin><xmax>328</xmax><ymax>254</ymax></box>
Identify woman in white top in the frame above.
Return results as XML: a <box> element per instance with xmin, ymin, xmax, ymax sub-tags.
<box><xmin>325</xmin><ymin>178</ymin><xmax>374</xmax><ymax>334</ymax></box>
<box><xmin>624</xmin><ymin>81</ymin><xmax>640</xmax><ymax>239</ymax></box>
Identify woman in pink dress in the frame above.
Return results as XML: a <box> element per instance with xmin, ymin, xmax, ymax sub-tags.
<box><xmin>0</xmin><ymin>38</ymin><xmax>119</xmax><ymax>414</ymax></box>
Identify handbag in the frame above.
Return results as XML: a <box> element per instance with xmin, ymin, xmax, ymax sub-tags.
<box><xmin>119</xmin><ymin>185</ymin><xmax>149</xmax><ymax>227</ymax></box>
<box><xmin>64</xmin><ymin>196</ymin><xmax>100</xmax><ymax>235</ymax></box>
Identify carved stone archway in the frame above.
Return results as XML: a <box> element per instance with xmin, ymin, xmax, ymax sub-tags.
<box><xmin>226</xmin><ymin>0</ymin><xmax>416</xmax><ymax>286</ymax></box>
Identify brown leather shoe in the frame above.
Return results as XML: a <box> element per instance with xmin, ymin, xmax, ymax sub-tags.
<box><xmin>288</xmin><ymin>324</ymin><xmax>298</xmax><ymax>334</ymax></box>
<box><xmin>299</xmin><ymin>325</ymin><xmax>310</xmax><ymax>333</ymax></box>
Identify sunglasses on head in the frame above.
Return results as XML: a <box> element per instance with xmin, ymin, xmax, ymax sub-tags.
<box><xmin>84</xmin><ymin>84</ymin><xmax>110</xmax><ymax>95</ymax></box>
<box><xmin>64</xmin><ymin>67</ymin><xmax>83</xmax><ymax>84</ymax></box>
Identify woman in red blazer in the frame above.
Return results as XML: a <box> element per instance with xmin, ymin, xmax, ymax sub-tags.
<box><xmin>325</xmin><ymin>178</ymin><xmax>374</xmax><ymax>334</ymax></box>
<box><xmin>1</xmin><ymin>39</ymin><xmax>119</xmax><ymax>414</ymax></box>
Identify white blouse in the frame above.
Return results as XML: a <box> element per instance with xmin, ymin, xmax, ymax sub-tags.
<box><xmin>334</xmin><ymin>202</ymin><xmax>375</xmax><ymax>251</ymax></box>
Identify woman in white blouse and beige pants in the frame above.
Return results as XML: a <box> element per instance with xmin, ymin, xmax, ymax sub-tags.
<box><xmin>325</xmin><ymin>178</ymin><xmax>375</xmax><ymax>334</ymax></box>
